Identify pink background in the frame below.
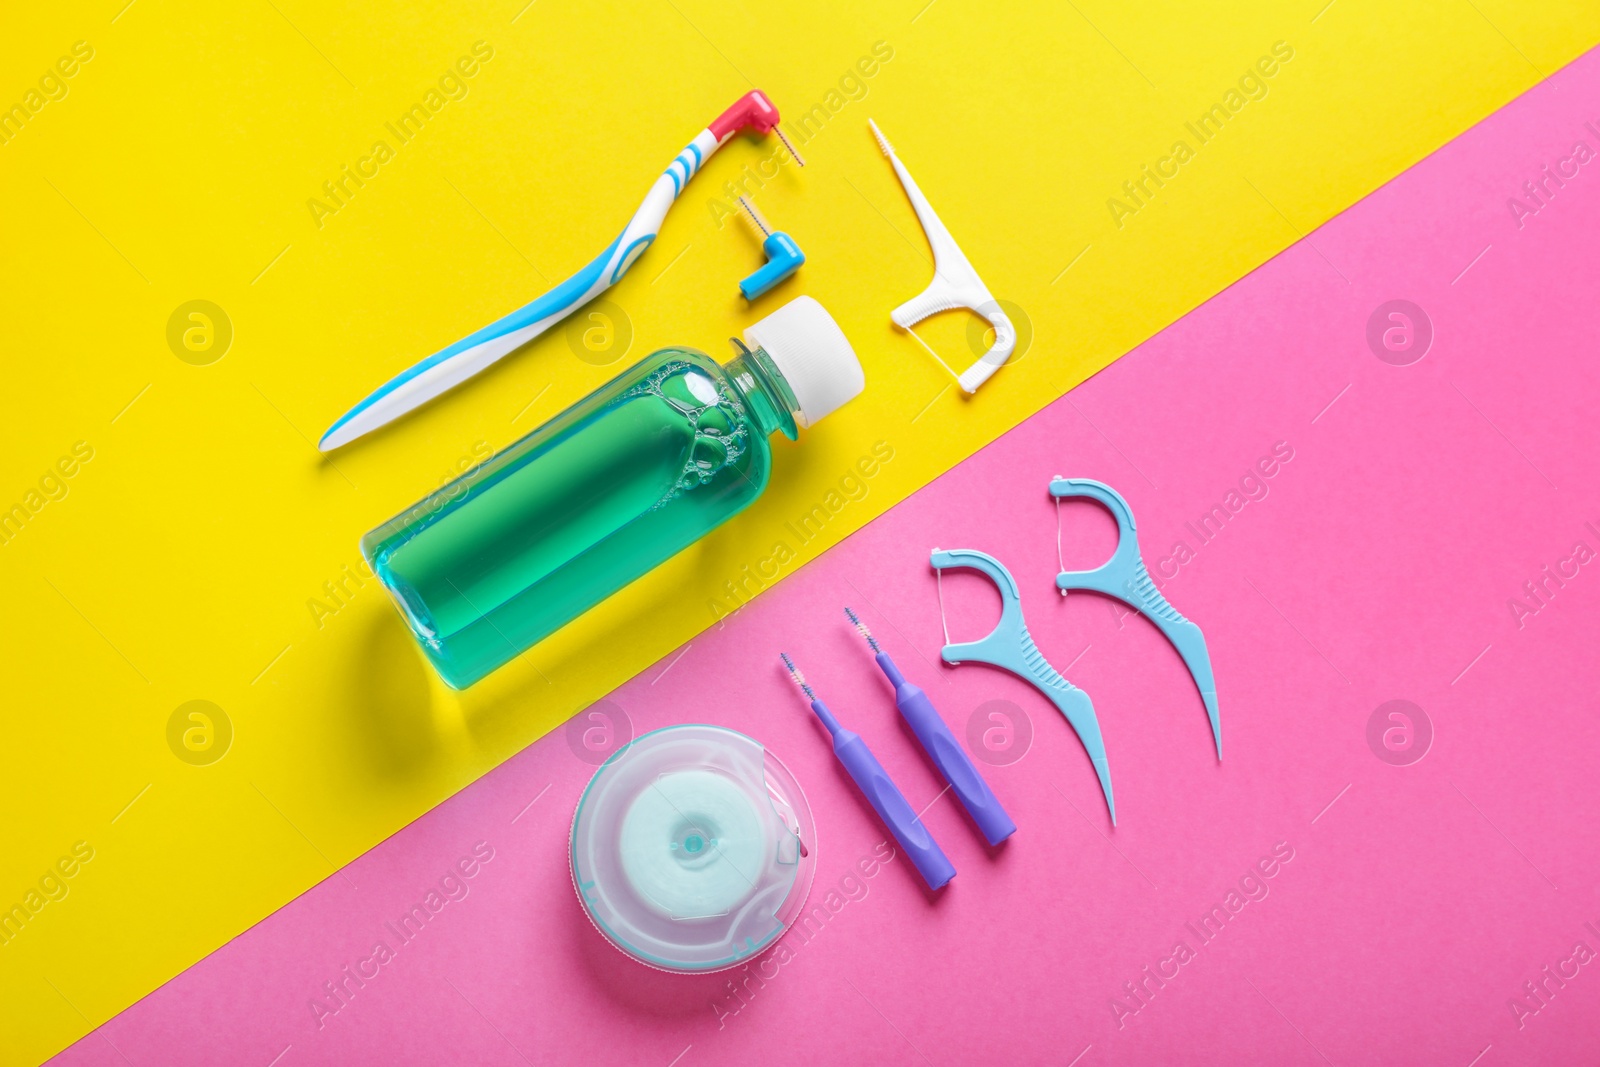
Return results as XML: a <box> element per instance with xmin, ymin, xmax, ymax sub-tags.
<box><xmin>53</xmin><ymin>47</ymin><xmax>1600</xmax><ymax>1067</ymax></box>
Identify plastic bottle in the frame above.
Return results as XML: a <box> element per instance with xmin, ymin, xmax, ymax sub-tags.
<box><xmin>362</xmin><ymin>296</ymin><xmax>865</xmax><ymax>688</ymax></box>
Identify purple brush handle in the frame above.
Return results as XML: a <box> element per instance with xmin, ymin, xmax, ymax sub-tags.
<box><xmin>814</xmin><ymin>699</ymin><xmax>955</xmax><ymax>891</ymax></box>
<box><xmin>878</xmin><ymin>654</ymin><xmax>1017</xmax><ymax>846</ymax></box>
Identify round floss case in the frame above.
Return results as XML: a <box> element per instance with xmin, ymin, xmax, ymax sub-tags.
<box><xmin>570</xmin><ymin>724</ymin><xmax>815</xmax><ymax>973</ymax></box>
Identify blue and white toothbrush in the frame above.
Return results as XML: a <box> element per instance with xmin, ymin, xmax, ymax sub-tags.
<box><xmin>319</xmin><ymin>91</ymin><xmax>803</xmax><ymax>451</ymax></box>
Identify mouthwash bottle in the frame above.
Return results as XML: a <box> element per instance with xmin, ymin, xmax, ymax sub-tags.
<box><xmin>362</xmin><ymin>296</ymin><xmax>865</xmax><ymax>688</ymax></box>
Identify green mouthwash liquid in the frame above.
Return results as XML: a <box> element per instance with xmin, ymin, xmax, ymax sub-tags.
<box><xmin>362</xmin><ymin>296</ymin><xmax>864</xmax><ymax>688</ymax></box>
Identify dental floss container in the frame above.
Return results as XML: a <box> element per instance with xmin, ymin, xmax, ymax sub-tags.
<box><xmin>570</xmin><ymin>724</ymin><xmax>816</xmax><ymax>973</ymax></box>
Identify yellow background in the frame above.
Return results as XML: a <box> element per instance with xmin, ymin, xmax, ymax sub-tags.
<box><xmin>1</xmin><ymin>1</ymin><xmax>1594</xmax><ymax>1062</ymax></box>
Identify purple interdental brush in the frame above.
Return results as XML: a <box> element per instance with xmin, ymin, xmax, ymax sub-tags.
<box><xmin>845</xmin><ymin>608</ymin><xmax>1016</xmax><ymax>846</ymax></box>
<box><xmin>780</xmin><ymin>652</ymin><xmax>954</xmax><ymax>890</ymax></box>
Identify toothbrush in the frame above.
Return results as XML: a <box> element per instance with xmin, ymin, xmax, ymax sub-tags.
<box><xmin>320</xmin><ymin>91</ymin><xmax>805</xmax><ymax>451</ymax></box>
<box><xmin>845</xmin><ymin>608</ymin><xmax>1016</xmax><ymax>846</ymax></box>
<box><xmin>780</xmin><ymin>652</ymin><xmax>955</xmax><ymax>891</ymax></box>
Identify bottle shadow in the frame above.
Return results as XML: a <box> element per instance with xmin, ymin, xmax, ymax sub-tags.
<box><xmin>337</xmin><ymin>605</ymin><xmax>441</xmax><ymax>784</ymax></box>
<box><xmin>450</xmin><ymin>437</ymin><xmax>859</xmax><ymax>743</ymax></box>
<box><xmin>448</xmin><ymin>534</ymin><xmax>729</xmax><ymax>744</ymax></box>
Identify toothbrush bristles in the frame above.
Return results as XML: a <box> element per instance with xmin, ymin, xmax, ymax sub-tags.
<box><xmin>842</xmin><ymin>606</ymin><xmax>881</xmax><ymax>653</ymax></box>
<box><xmin>773</xmin><ymin>125</ymin><xmax>805</xmax><ymax>167</ymax></box>
<box><xmin>736</xmin><ymin>195</ymin><xmax>771</xmax><ymax>238</ymax></box>
<box><xmin>779</xmin><ymin>652</ymin><xmax>815</xmax><ymax>700</ymax></box>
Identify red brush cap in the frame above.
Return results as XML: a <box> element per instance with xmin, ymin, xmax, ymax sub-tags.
<box><xmin>708</xmin><ymin>90</ymin><xmax>780</xmax><ymax>139</ymax></box>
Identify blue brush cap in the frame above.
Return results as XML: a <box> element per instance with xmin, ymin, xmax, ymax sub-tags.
<box><xmin>739</xmin><ymin>232</ymin><xmax>806</xmax><ymax>300</ymax></box>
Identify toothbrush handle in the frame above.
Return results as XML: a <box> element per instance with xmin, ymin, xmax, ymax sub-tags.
<box><xmin>897</xmin><ymin>684</ymin><xmax>1017</xmax><ymax>846</ymax></box>
<box><xmin>832</xmin><ymin>730</ymin><xmax>955</xmax><ymax>890</ymax></box>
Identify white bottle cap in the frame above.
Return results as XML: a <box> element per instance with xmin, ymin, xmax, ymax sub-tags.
<box><xmin>742</xmin><ymin>295</ymin><xmax>865</xmax><ymax>428</ymax></box>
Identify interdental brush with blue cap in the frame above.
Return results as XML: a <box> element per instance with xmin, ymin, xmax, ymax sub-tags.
<box><xmin>1049</xmin><ymin>478</ymin><xmax>1222</xmax><ymax>759</ymax></box>
<box><xmin>734</xmin><ymin>196</ymin><xmax>805</xmax><ymax>301</ymax></box>
<box><xmin>931</xmin><ymin>548</ymin><xmax>1116</xmax><ymax>823</ymax></box>
<box><xmin>320</xmin><ymin>91</ymin><xmax>804</xmax><ymax>451</ymax></box>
